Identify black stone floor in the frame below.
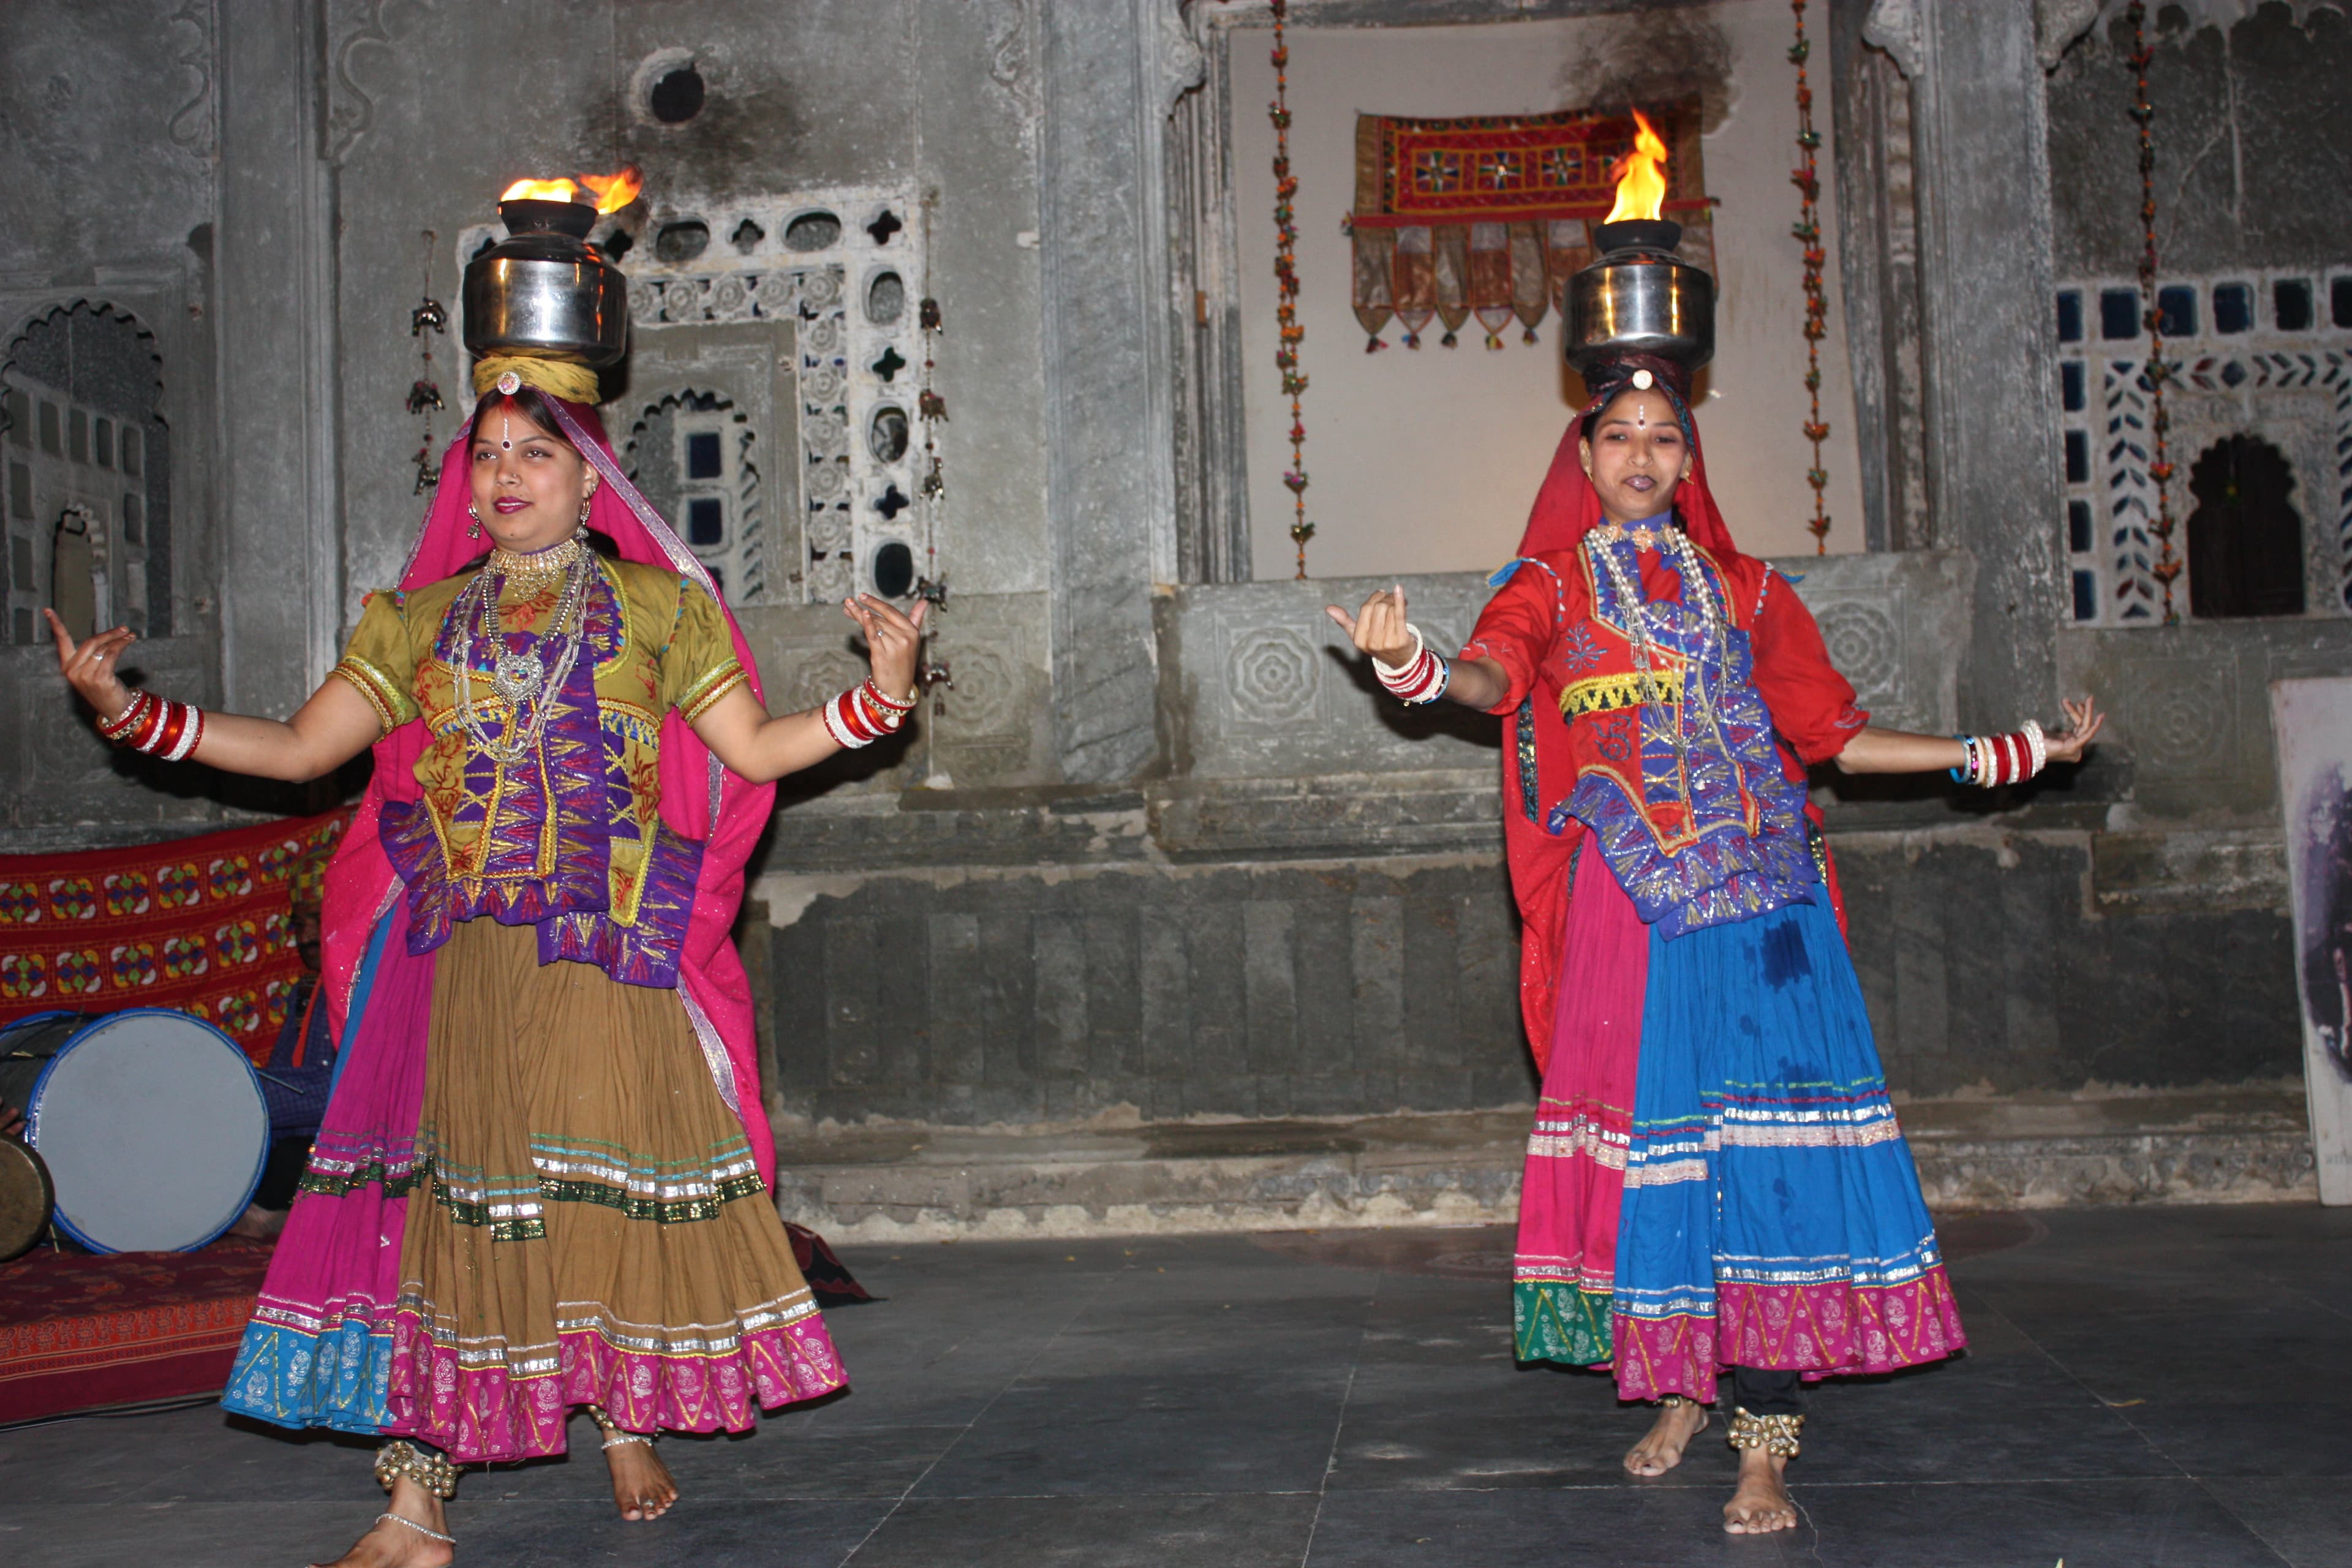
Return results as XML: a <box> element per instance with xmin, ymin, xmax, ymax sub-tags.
<box><xmin>2</xmin><ymin>1202</ymin><xmax>2348</xmax><ymax>1566</ymax></box>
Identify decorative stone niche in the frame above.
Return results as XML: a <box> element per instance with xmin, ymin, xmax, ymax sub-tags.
<box><xmin>1</xmin><ymin>304</ymin><xmax>171</xmax><ymax>646</ymax></box>
<box><xmin>2055</xmin><ymin>273</ymin><xmax>2352</xmax><ymax>624</ymax></box>
<box><xmin>459</xmin><ymin>184</ymin><xmax>926</xmax><ymax>608</ymax></box>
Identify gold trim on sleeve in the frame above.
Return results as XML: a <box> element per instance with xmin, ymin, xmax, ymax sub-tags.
<box><xmin>678</xmin><ymin>662</ymin><xmax>749</xmax><ymax>725</ymax></box>
<box><xmin>328</xmin><ymin>657</ymin><xmax>413</xmax><ymax>735</ymax></box>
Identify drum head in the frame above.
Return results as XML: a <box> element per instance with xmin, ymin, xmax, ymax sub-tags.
<box><xmin>0</xmin><ymin>1137</ymin><xmax>53</xmax><ymax>1260</ymax></box>
<box><xmin>26</xmin><ymin>1009</ymin><xmax>268</xmax><ymax>1253</ymax></box>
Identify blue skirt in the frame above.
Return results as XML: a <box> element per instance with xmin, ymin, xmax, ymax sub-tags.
<box><xmin>1608</xmin><ymin>897</ymin><xmax>1965</xmax><ymax>1400</ymax></box>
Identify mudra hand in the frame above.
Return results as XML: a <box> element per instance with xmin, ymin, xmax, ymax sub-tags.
<box><xmin>46</xmin><ymin>608</ymin><xmax>137</xmax><ymax>722</ymax></box>
<box><xmin>842</xmin><ymin>593</ymin><xmax>929</xmax><ymax>699</ymax></box>
<box><xmin>2041</xmin><ymin>696</ymin><xmax>2105</xmax><ymax>766</ymax></box>
<box><xmin>1324</xmin><ymin>584</ymin><xmax>1417</xmax><ymax>667</ymax></box>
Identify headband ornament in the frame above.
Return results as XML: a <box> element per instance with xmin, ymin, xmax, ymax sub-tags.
<box><xmin>496</xmin><ymin>371</ymin><xmax>522</xmax><ymax>396</ymax></box>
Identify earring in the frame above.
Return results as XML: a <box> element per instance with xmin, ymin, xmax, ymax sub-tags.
<box><xmin>466</xmin><ymin>501</ymin><xmax>482</xmax><ymax>540</ymax></box>
<box><xmin>578</xmin><ymin>496</ymin><xmax>594</xmax><ymax>524</ymax></box>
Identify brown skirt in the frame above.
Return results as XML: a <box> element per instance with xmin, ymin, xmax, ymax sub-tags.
<box><xmin>383</xmin><ymin>917</ymin><xmax>846</xmax><ymax>1463</ymax></box>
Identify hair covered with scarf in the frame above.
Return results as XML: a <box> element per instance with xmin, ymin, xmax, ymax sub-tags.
<box><xmin>1487</xmin><ymin>350</ymin><xmax>1841</xmax><ymax>1068</ymax></box>
<box><xmin>316</xmin><ymin>356</ymin><xmax>783</xmax><ymax>1185</ymax></box>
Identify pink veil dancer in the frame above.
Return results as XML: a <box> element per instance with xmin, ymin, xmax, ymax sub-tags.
<box><xmin>227</xmin><ymin>394</ymin><xmax>811</xmax><ymax>1450</ymax></box>
<box><xmin>48</xmin><ymin>184</ymin><xmax>932</xmax><ymax>1559</ymax></box>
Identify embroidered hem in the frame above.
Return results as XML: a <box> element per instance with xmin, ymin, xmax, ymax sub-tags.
<box><xmin>1610</xmin><ymin>1268</ymin><xmax>1967</xmax><ymax>1401</ymax></box>
<box><xmin>383</xmin><ymin>1308</ymin><xmax>847</xmax><ymax>1462</ymax></box>
<box><xmin>1512</xmin><ymin>1281</ymin><xmax>1614</xmax><ymax>1366</ymax></box>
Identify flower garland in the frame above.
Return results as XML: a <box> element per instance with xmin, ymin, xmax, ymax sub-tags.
<box><xmin>1270</xmin><ymin>0</ymin><xmax>1313</xmax><ymax>578</ymax></box>
<box><xmin>2127</xmin><ymin>0</ymin><xmax>2180</xmax><ymax>622</ymax></box>
<box><xmin>1790</xmin><ymin>1</ymin><xmax>1831</xmax><ymax>554</ymax></box>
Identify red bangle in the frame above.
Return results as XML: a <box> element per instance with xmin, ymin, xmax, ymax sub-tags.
<box><xmin>130</xmin><ymin>696</ymin><xmax>171</xmax><ymax>754</ymax></box>
<box><xmin>98</xmin><ymin>692</ymin><xmax>151</xmax><ymax>742</ymax></box>
<box><xmin>862</xmin><ymin>678</ymin><xmax>916</xmax><ymax>716</ymax></box>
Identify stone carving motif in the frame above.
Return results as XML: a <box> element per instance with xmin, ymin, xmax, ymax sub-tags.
<box><xmin>324</xmin><ymin>0</ymin><xmax>437</xmax><ymax>165</ymax></box>
<box><xmin>985</xmin><ymin>0</ymin><xmax>1041</xmax><ymax>121</ymax></box>
<box><xmin>1812</xmin><ymin>600</ymin><xmax>1905</xmax><ymax>714</ymax></box>
<box><xmin>1227</xmin><ymin>625</ymin><xmax>1320</xmax><ymax>728</ymax></box>
<box><xmin>1861</xmin><ymin>0</ymin><xmax>1925</xmax><ymax>77</ymax></box>
<box><xmin>462</xmin><ymin>183</ymin><xmax>924</xmax><ymax>608</ymax></box>
<box><xmin>165</xmin><ymin>1</ymin><xmax>215</xmax><ymax>157</ymax></box>
<box><xmin>1152</xmin><ymin>1</ymin><xmax>1207</xmax><ymax>116</ymax></box>
<box><xmin>774</xmin><ymin>647</ymin><xmax>867</xmax><ymax>717</ymax></box>
<box><xmin>937</xmin><ymin>644</ymin><xmax>1023</xmax><ymax>739</ymax></box>
<box><xmin>2125</xmin><ymin>660</ymin><xmax>2234</xmax><ymax>771</ymax></box>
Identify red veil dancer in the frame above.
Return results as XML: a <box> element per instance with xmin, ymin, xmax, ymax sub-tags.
<box><xmin>47</xmin><ymin>192</ymin><xmax>926</xmax><ymax>1567</ymax></box>
<box><xmin>1329</xmin><ymin>222</ymin><xmax>2100</xmax><ymax>1532</ymax></box>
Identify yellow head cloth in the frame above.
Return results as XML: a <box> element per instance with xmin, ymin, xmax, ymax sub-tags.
<box><xmin>470</xmin><ymin>354</ymin><xmax>602</xmax><ymax>405</ymax></box>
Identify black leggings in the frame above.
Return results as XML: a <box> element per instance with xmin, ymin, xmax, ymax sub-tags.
<box><xmin>1730</xmin><ymin>1365</ymin><xmax>1803</xmax><ymax>1415</ymax></box>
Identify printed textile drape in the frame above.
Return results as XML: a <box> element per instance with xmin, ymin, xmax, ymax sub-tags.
<box><xmin>0</xmin><ymin>812</ymin><xmax>349</xmax><ymax>1062</ymax></box>
<box><xmin>1349</xmin><ymin>99</ymin><xmax>1714</xmax><ymax>350</ymax></box>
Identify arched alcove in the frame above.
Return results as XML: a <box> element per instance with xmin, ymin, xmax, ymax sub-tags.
<box><xmin>2</xmin><ymin>302</ymin><xmax>170</xmax><ymax>644</ymax></box>
<box><xmin>2186</xmin><ymin>434</ymin><xmax>2305</xmax><ymax>620</ymax></box>
<box><xmin>622</xmin><ymin>387</ymin><xmax>766</xmax><ymax>601</ymax></box>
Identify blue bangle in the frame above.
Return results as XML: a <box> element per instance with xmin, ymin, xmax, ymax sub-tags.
<box><xmin>1947</xmin><ymin>733</ymin><xmax>1970</xmax><ymax>784</ymax></box>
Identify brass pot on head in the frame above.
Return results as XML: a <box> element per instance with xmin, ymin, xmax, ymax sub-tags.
<box><xmin>1562</xmin><ymin>219</ymin><xmax>1714</xmax><ymax>376</ymax></box>
<box><xmin>461</xmin><ymin>198</ymin><xmax>629</xmax><ymax>368</ymax></box>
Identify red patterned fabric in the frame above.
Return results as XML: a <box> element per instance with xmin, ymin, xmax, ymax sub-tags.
<box><xmin>1609</xmin><ymin>1271</ymin><xmax>1969</xmax><ymax>1402</ymax></box>
<box><xmin>0</xmin><ymin>1239</ymin><xmax>273</xmax><ymax>1423</ymax></box>
<box><xmin>0</xmin><ymin>813</ymin><xmax>349</xmax><ymax>1062</ymax></box>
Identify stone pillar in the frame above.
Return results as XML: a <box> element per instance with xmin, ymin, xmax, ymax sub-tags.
<box><xmin>213</xmin><ymin>0</ymin><xmax>342</xmax><ymax>718</ymax></box>
<box><xmin>1037</xmin><ymin>0</ymin><xmax>1197</xmax><ymax>784</ymax></box>
<box><xmin>1869</xmin><ymin>0</ymin><xmax>2065</xmax><ymax>724</ymax></box>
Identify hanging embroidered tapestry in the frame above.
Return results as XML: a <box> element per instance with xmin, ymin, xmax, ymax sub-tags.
<box><xmin>0</xmin><ymin>810</ymin><xmax>349</xmax><ymax>1062</ymax></box>
<box><xmin>1349</xmin><ymin>98</ymin><xmax>1714</xmax><ymax>350</ymax></box>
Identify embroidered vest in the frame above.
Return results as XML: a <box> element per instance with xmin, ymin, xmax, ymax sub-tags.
<box><xmin>1534</xmin><ymin>535</ymin><xmax>1817</xmax><ymax>938</ymax></box>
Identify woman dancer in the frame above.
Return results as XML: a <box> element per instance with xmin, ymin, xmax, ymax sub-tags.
<box><xmin>48</xmin><ymin>357</ymin><xmax>926</xmax><ymax>1567</ymax></box>
<box><xmin>1329</xmin><ymin>353</ymin><xmax>2099</xmax><ymax>1534</ymax></box>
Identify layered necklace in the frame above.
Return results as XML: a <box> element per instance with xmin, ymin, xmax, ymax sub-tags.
<box><xmin>450</xmin><ymin>535</ymin><xmax>594</xmax><ymax>767</ymax></box>
<box><xmin>1586</xmin><ymin>516</ymin><xmax>1730</xmax><ymax>778</ymax></box>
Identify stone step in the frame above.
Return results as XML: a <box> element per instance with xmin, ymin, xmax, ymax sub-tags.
<box><xmin>772</xmin><ymin>1087</ymin><xmax>2320</xmax><ymax>1242</ymax></box>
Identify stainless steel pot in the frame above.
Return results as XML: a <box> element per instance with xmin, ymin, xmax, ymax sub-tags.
<box><xmin>1562</xmin><ymin>219</ymin><xmax>1714</xmax><ymax>375</ymax></box>
<box><xmin>461</xmin><ymin>198</ymin><xmax>629</xmax><ymax>368</ymax></box>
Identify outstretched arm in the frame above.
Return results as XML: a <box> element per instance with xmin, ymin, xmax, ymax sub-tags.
<box><xmin>690</xmin><ymin>594</ymin><xmax>927</xmax><ymax>783</ymax></box>
<box><xmin>1833</xmin><ymin>698</ymin><xmax>2105</xmax><ymax>775</ymax></box>
<box><xmin>48</xmin><ymin>609</ymin><xmax>381</xmax><ymax>783</ymax></box>
<box><xmin>1325</xmin><ymin>585</ymin><xmax>1512</xmax><ymax>711</ymax></box>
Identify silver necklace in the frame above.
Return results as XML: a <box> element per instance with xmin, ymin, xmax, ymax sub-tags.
<box><xmin>451</xmin><ymin>545</ymin><xmax>593</xmax><ymax>767</ymax></box>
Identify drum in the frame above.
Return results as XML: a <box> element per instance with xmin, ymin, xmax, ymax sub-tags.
<box><xmin>0</xmin><ymin>1136</ymin><xmax>52</xmax><ymax>1261</ymax></box>
<box><xmin>0</xmin><ymin>1009</ymin><xmax>269</xmax><ymax>1254</ymax></box>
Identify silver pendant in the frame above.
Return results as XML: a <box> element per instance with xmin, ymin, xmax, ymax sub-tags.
<box><xmin>492</xmin><ymin>647</ymin><xmax>543</xmax><ymax>709</ymax></box>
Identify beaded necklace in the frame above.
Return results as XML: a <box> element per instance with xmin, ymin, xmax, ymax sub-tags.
<box><xmin>1585</xmin><ymin>516</ymin><xmax>1734</xmax><ymax>783</ymax></box>
<box><xmin>450</xmin><ymin>535</ymin><xmax>594</xmax><ymax>767</ymax></box>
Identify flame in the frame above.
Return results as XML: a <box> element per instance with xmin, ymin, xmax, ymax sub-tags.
<box><xmin>501</xmin><ymin>177</ymin><xmax>579</xmax><ymax>203</ymax></box>
<box><xmin>497</xmin><ymin>167</ymin><xmax>643</xmax><ymax>214</ymax></box>
<box><xmin>578</xmin><ymin>167</ymin><xmax>644</xmax><ymax>215</ymax></box>
<box><xmin>1603</xmin><ymin>109</ymin><xmax>1668</xmax><ymax>224</ymax></box>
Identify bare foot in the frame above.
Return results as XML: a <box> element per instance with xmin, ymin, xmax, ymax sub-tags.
<box><xmin>605</xmin><ymin>1437</ymin><xmax>677</xmax><ymax>1521</ymax></box>
<box><xmin>1722</xmin><ymin>1447</ymin><xmax>1799</xmax><ymax>1534</ymax></box>
<box><xmin>307</xmin><ymin>1477</ymin><xmax>451</xmax><ymax>1567</ymax></box>
<box><xmin>1623</xmin><ymin>1398</ymin><xmax>1709</xmax><ymax>1477</ymax></box>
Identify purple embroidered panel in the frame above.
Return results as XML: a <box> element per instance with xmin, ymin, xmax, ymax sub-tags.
<box><xmin>1547</xmin><ymin>540</ymin><xmax>1816</xmax><ymax>939</ymax></box>
<box><xmin>383</xmin><ymin>568</ymin><xmax>701</xmax><ymax>988</ymax></box>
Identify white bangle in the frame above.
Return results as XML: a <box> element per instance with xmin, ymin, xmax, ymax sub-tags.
<box><xmin>821</xmin><ymin>696</ymin><xmax>866</xmax><ymax>750</ymax></box>
<box><xmin>2021</xmin><ymin>718</ymin><xmax>2046</xmax><ymax>778</ymax></box>
<box><xmin>1370</xmin><ymin>623</ymin><xmax>1428</xmax><ymax>682</ymax></box>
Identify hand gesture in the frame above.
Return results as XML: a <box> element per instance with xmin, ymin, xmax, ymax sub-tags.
<box><xmin>842</xmin><ymin>594</ymin><xmax>929</xmax><ymax>701</ymax></box>
<box><xmin>45</xmin><ymin>608</ymin><xmax>137</xmax><ymax>723</ymax></box>
<box><xmin>1324</xmin><ymin>584</ymin><xmax>1418</xmax><ymax>667</ymax></box>
<box><xmin>2042</xmin><ymin>695</ymin><xmax>2105</xmax><ymax>766</ymax></box>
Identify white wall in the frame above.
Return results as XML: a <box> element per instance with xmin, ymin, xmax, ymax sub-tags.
<box><xmin>1231</xmin><ymin>2</ymin><xmax>1869</xmax><ymax>580</ymax></box>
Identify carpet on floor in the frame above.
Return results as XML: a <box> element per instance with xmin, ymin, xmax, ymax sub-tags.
<box><xmin>0</xmin><ymin>1236</ymin><xmax>273</xmax><ymax>1425</ymax></box>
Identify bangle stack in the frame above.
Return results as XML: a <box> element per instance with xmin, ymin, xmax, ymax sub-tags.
<box><xmin>822</xmin><ymin>677</ymin><xmax>919</xmax><ymax>750</ymax></box>
<box><xmin>1372</xmin><ymin>623</ymin><xmax>1450</xmax><ymax>706</ymax></box>
<box><xmin>96</xmin><ymin>691</ymin><xmax>206</xmax><ymax>761</ymax></box>
<box><xmin>1950</xmin><ymin>718</ymin><xmax>2046</xmax><ymax>788</ymax></box>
